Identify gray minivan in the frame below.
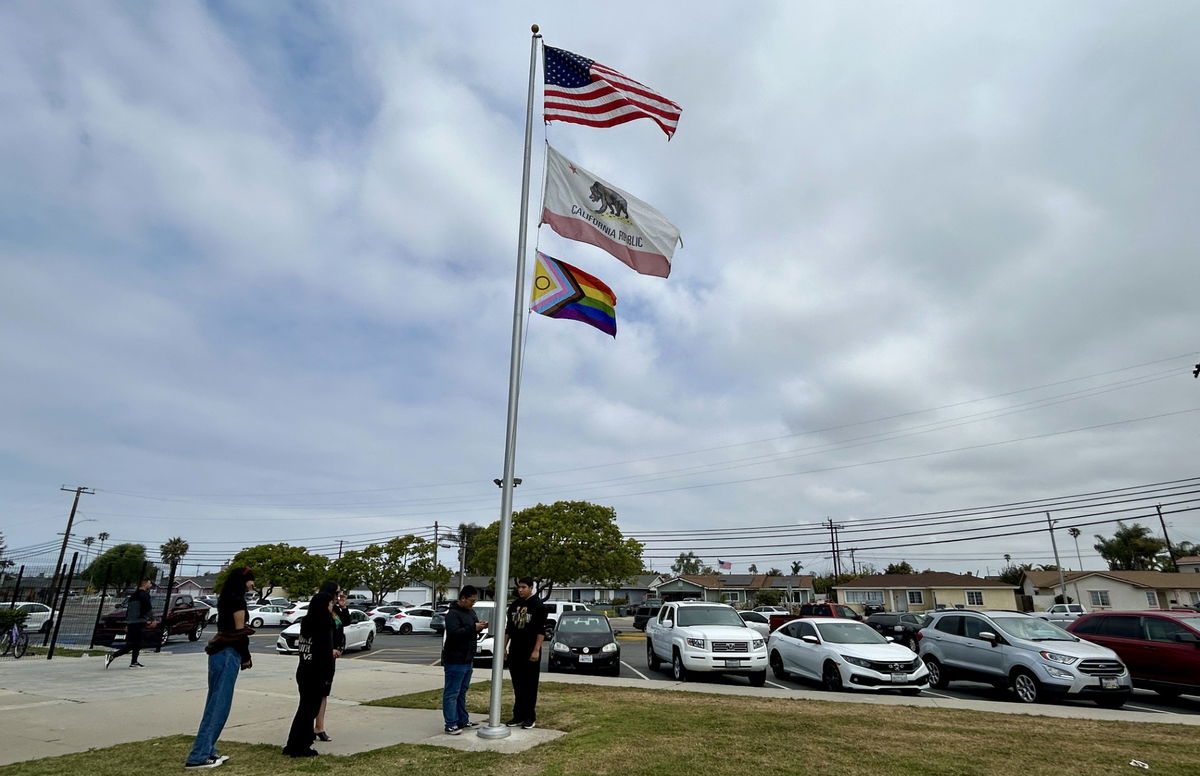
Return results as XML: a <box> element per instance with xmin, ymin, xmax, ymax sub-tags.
<box><xmin>917</xmin><ymin>609</ymin><xmax>1131</xmax><ymax>707</ymax></box>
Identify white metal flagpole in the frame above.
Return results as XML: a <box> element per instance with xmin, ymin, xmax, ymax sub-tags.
<box><xmin>479</xmin><ymin>23</ymin><xmax>541</xmax><ymax>741</ymax></box>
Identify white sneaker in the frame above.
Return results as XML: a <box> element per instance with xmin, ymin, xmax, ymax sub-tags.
<box><xmin>104</xmin><ymin>654</ymin><xmax>113</xmax><ymax>670</ymax></box>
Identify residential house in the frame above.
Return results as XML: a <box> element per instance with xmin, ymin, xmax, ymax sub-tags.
<box><xmin>435</xmin><ymin>574</ymin><xmax>666</xmax><ymax>605</ymax></box>
<box><xmin>648</xmin><ymin>574</ymin><xmax>815</xmax><ymax>606</ymax></box>
<box><xmin>1176</xmin><ymin>556</ymin><xmax>1200</xmax><ymax>574</ymax></box>
<box><xmin>1022</xmin><ymin>570</ymin><xmax>1200</xmax><ymax>611</ymax></box>
<box><xmin>835</xmin><ymin>572</ymin><xmax>1017</xmax><ymax>613</ymax></box>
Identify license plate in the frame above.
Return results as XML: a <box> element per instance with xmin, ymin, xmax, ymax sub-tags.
<box><xmin>723</xmin><ymin>659</ymin><xmax>745</xmax><ymax>668</ymax></box>
<box><xmin>1101</xmin><ymin>678</ymin><xmax>1119</xmax><ymax>690</ymax></box>
<box><xmin>578</xmin><ymin>654</ymin><xmax>593</xmax><ymax>663</ymax></box>
<box><xmin>113</xmin><ymin>635</ymin><xmax>125</xmax><ymax>642</ymax></box>
<box><xmin>891</xmin><ymin>673</ymin><xmax>907</xmax><ymax>683</ymax></box>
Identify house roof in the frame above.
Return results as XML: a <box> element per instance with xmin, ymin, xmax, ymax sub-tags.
<box><xmin>1024</xmin><ymin>569</ymin><xmax>1200</xmax><ymax>590</ymax></box>
<box><xmin>659</xmin><ymin>574</ymin><xmax>815</xmax><ymax>591</ymax></box>
<box><xmin>1176</xmin><ymin>555</ymin><xmax>1200</xmax><ymax>564</ymax></box>
<box><xmin>835</xmin><ymin>572</ymin><xmax>1012</xmax><ymax>590</ymax></box>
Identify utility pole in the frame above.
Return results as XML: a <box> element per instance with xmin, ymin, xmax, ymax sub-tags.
<box><xmin>1046</xmin><ymin>513</ymin><xmax>1068</xmax><ymax>604</ymax></box>
<box><xmin>849</xmin><ymin>548</ymin><xmax>857</xmax><ymax>576</ymax></box>
<box><xmin>1156</xmin><ymin>504</ymin><xmax>1176</xmax><ymax>571</ymax></box>
<box><xmin>51</xmin><ymin>486</ymin><xmax>93</xmax><ymax>606</ymax></box>
<box><xmin>337</xmin><ymin>540</ymin><xmax>344</xmax><ymax>560</ymax></box>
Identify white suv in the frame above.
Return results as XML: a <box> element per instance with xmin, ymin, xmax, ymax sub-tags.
<box><xmin>543</xmin><ymin>601</ymin><xmax>590</xmax><ymax>635</ymax></box>
<box><xmin>646</xmin><ymin>601</ymin><xmax>768</xmax><ymax>686</ymax></box>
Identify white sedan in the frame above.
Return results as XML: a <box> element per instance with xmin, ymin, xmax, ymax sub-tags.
<box><xmin>279</xmin><ymin>603</ymin><xmax>309</xmax><ymax>626</ymax></box>
<box><xmin>276</xmin><ymin>608</ymin><xmax>375</xmax><ymax>653</ymax></box>
<box><xmin>246</xmin><ymin>605</ymin><xmax>288</xmax><ymax>628</ymax></box>
<box><xmin>10</xmin><ymin>602</ymin><xmax>59</xmax><ymax>634</ymax></box>
<box><xmin>767</xmin><ymin>617</ymin><xmax>928</xmax><ymax>695</ymax></box>
<box><xmin>381</xmin><ymin>607</ymin><xmax>436</xmax><ymax>635</ymax></box>
<box><xmin>753</xmin><ymin>605</ymin><xmax>790</xmax><ymax>616</ymax></box>
<box><xmin>738</xmin><ymin>610</ymin><xmax>772</xmax><ymax>638</ymax></box>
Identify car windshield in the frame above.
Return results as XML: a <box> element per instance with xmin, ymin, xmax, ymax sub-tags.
<box><xmin>676</xmin><ymin>606</ymin><xmax>746</xmax><ymax>627</ymax></box>
<box><xmin>557</xmin><ymin>616</ymin><xmax>611</xmax><ymax>634</ymax></box>
<box><xmin>992</xmin><ymin>616</ymin><xmax>1075</xmax><ymax>641</ymax></box>
<box><xmin>1177</xmin><ymin>617</ymin><xmax>1200</xmax><ymax>630</ymax></box>
<box><xmin>815</xmin><ymin>622</ymin><xmax>887</xmax><ymax>644</ymax></box>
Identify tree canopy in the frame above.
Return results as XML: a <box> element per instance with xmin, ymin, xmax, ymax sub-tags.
<box><xmin>670</xmin><ymin>551</ymin><xmax>714</xmax><ymax>576</ymax></box>
<box><xmin>217</xmin><ymin>543</ymin><xmax>328</xmax><ymax>601</ymax></box>
<box><xmin>885</xmin><ymin>561</ymin><xmax>915</xmax><ymax>575</ymax></box>
<box><xmin>470</xmin><ymin>500</ymin><xmax>643</xmax><ymax>599</ymax></box>
<box><xmin>1094</xmin><ymin>522</ymin><xmax>1166</xmax><ymax>571</ymax></box>
<box><xmin>327</xmin><ymin>535</ymin><xmax>437</xmax><ymax>604</ymax></box>
<box><xmin>82</xmin><ymin>543</ymin><xmax>153</xmax><ymax>589</ymax></box>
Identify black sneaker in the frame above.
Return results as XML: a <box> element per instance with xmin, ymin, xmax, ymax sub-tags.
<box><xmin>184</xmin><ymin>756</ymin><xmax>224</xmax><ymax>769</ymax></box>
<box><xmin>104</xmin><ymin>654</ymin><xmax>113</xmax><ymax>670</ymax></box>
<box><xmin>130</xmin><ymin>661</ymin><xmax>146</xmax><ymax>668</ymax></box>
<box><xmin>505</xmin><ymin>719</ymin><xmax>523</xmax><ymax>727</ymax></box>
<box><xmin>522</xmin><ymin>720</ymin><xmax>537</xmax><ymax>729</ymax></box>
<box><xmin>444</xmin><ymin>725</ymin><xmax>461</xmax><ymax>735</ymax></box>
<box><xmin>458</xmin><ymin>720</ymin><xmax>480</xmax><ymax>729</ymax></box>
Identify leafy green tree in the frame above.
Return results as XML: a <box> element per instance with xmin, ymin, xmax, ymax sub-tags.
<box><xmin>456</xmin><ymin>523</ymin><xmax>485</xmax><ymax>574</ymax></box>
<box><xmin>754</xmin><ymin>588</ymin><xmax>783</xmax><ymax>606</ymax></box>
<box><xmin>349</xmin><ymin>535</ymin><xmax>437</xmax><ymax>604</ymax></box>
<box><xmin>885</xmin><ymin>561</ymin><xmax>915</xmax><ymax>575</ymax></box>
<box><xmin>470</xmin><ymin>501</ymin><xmax>644</xmax><ymax>598</ymax></box>
<box><xmin>669</xmin><ymin>551</ymin><xmax>715</xmax><ymax>575</ymax></box>
<box><xmin>997</xmin><ymin>562</ymin><xmax>1033</xmax><ymax>585</ymax></box>
<box><xmin>218</xmin><ymin>543</ymin><xmax>328</xmax><ymax>601</ymax></box>
<box><xmin>1094</xmin><ymin>522</ymin><xmax>1167</xmax><ymax>571</ymax></box>
<box><xmin>327</xmin><ymin>551</ymin><xmax>373</xmax><ymax>594</ymax></box>
<box><xmin>82</xmin><ymin>543</ymin><xmax>152</xmax><ymax>589</ymax></box>
<box><xmin>427</xmin><ymin>563</ymin><xmax>453</xmax><ymax>602</ymax></box>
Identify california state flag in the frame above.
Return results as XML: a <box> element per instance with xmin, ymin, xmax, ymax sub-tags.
<box><xmin>540</xmin><ymin>145</ymin><xmax>680</xmax><ymax>278</ymax></box>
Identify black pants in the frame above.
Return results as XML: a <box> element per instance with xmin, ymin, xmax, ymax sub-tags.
<box><xmin>110</xmin><ymin>624</ymin><xmax>144</xmax><ymax>664</ymax></box>
<box><xmin>508</xmin><ymin>652</ymin><xmax>541</xmax><ymax>723</ymax></box>
<box><xmin>284</xmin><ymin>679</ymin><xmax>326</xmax><ymax>754</ymax></box>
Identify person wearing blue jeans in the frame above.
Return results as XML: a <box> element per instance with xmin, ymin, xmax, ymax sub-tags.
<box><xmin>185</xmin><ymin>566</ymin><xmax>256</xmax><ymax>770</ymax></box>
<box><xmin>441</xmin><ymin>585</ymin><xmax>487</xmax><ymax>734</ymax></box>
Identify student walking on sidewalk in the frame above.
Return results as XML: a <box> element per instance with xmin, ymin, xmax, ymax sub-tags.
<box><xmin>104</xmin><ymin>578</ymin><xmax>155</xmax><ymax>669</ymax></box>
<box><xmin>184</xmin><ymin>566</ymin><xmax>256</xmax><ymax>770</ymax></box>
<box><xmin>504</xmin><ymin>578</ymin><xmax>547</xmax><ymax>729</ymax></box>
<box><xmin>441</xmin><ymin>585</ymin><xmax>488</xmax><ymax>735</ymax></box>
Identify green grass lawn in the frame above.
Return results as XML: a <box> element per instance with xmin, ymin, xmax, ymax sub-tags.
<box><xmin>1</xmin><ymin>682</ymin><xmax>1193</xmax><ymax>776</ymax></box>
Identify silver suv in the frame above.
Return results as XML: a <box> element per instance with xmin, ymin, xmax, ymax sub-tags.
<box><xmin>917</xmin><ymin>610</ymin><xmax>1131</xmax><ymax>708</ymax></box>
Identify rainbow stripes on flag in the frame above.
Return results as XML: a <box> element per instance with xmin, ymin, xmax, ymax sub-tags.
<box><xmin>531</xmin><ymin>252</ymin><xmax>617</xmax><ymax>337</ymax></box>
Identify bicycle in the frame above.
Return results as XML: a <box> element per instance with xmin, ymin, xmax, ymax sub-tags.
<box><xmin>1</xmin><ymin>618</ymin><xmax>29</xmax><ymax>659</ymax></box>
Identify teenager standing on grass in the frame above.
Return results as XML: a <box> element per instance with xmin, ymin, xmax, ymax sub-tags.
<box><xmin>442</xmin><ymin>584</ymin><xmax>487</xmax><ymax>735</ymax></box>
<box><xmin>283</xmin><ymin>591</ymin><xmax>335</xmax><ymax>758</ymax></box>
<box><xmin>504</xmin><ymin>577</ymin><xmax>547</xmax><ymax>729</ymax></box>
<box><xmin>184</xmin><ymin>566</ymin><xmax>256</xmax><ymax>770</ymax></box>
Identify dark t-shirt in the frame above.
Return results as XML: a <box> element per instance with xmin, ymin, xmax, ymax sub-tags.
<box><xmin>126</xmin><ymin>589</ymin><xmax>153</xmax><ymax>624</ymax></box>
<box><xmin>217</xmin><ymin>596</ymin><xmax>248</xmax><ymax>632</ymax></box>
<box><xmin>506</xmin><ymin>595</ymin><xmax>547</xmax><ymax>657</ymax></box>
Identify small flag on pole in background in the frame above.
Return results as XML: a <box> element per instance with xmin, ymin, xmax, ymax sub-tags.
<box><xmin>530</xmin><ymin>252</ymin><xmax>617</xmax><ymax>337</ymax></box>
<box><xmin>718</xmin><ymin>560</ymin><xmax>732</xmax><ymax>571</ymax></box>
<box><xmin>543</xmin><ymin>45</ymin><xmax>682</xmax><ymax>139</ymax></box>
<box><xmin>541</xmin><ymin>145</ymin><xmax>680</xmax><ymax>278</ymax></box>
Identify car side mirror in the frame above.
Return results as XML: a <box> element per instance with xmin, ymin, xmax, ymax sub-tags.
<box><xmin>885</xmin><ymin>636</ymin><xmax>894</xmax><ymax>642</ymax></box>
<box><xmin>801</xmin><ymin>635</ymin><xmax>819</xmax><ymax>645</ymax></box>
<box><xmin>662</xmin><ymin>620</ymin><xmax>674</xmax><ymax>629</ymax></box>
<box><xmin>894</xmin><ymin>625</ymin><xmax>904</xmax><ymax>632</ymax></box>
<box><xmin>977</xmin><ymin>631</ymin><xmax>999</xmax><ymax>645</ymax></box>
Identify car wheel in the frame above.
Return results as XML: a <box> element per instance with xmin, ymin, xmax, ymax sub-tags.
<box><xmin>189</xmin><ymin>623</ymin><xmax>204</xmax><ymax>642</ymax></box>
<box><xmin>646</xmin><ymin>640</ymin><xmax>661</xmax><ymax>671</ymax></box>
<box><xmin>822</xmin><ymin>661</ymin><xmax>843</xmax><ymax>692</ymax></box>
<box><xmin>250</xmin><ymin>618</ymin><xmax>264</xmax><ymax>629</ymax></box>
<box><xmin>399</xmin><ymin>623</ymin><xmax>413</xmax><ymax>635</ymax></box>
<box><xmin>749</xmin><ymin>670</ymin><xmax>767</xmax><ymax>687</ymax></box>
<box><xmin>1011</xmin><ymin>669</ymin><xmax>1043</xmax><ymax>704</ymax></box>
<box><xmin>770</xmin><ymin>651</ymin><xmax>788</xmax><ymax>680</ymax></box>
<box><xmin>374</xmin><ymin>619</ymin><xmax>385</xmax><ymax>632</ymax></box>
<box><xmin>1154</xmin><ymin>688</ymin><xmax>1182</xmax><ymax>699</ymax></box>
<box><xmin>362</xmin><ymin>632</ymin><xmax>374</xmax><ymax>651</ymax></box>
<box><xmin>924</xmin><ymin>657</ymin><xmax>949</xmax><ymax>689</ymax></box>
<box><xmin>606</xmin><ymin>663</ymin><xmax>621</xmax><ymax>677</ymax></box>
<box><xmin>671</xmin><ymin>650</ymin><xmax>688</xmax><ymax>682</ymax></box>
<box><xmin>1095</xmin><ymin>695</ymin><xmax>1126</xmax><ymax>709</ymax></box>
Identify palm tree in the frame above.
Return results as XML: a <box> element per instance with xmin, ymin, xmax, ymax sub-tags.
<box><xmin>98</xmin><ymin>531</ymin><xmax>110</xmax><ymax>555</ymax></box>
<box><xmin>157</xmin><ymin>537</ymin><xmax>190</xmax><ymax>650</ymax></box>
<box><xmin>790</xmin><ymin>560</ymin><xmax>804</xmax><ymax>575</ymax></box>
<box><xmin>82</xmin><ymin>536</ymin><xmax>95</xmax><ymax>566</ymax></box>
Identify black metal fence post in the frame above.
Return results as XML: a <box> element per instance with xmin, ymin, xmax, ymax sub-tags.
<box><xmin>47</xmin><ymin>553</ymin><xmax>78</xmax><ymax>660</ymax></box>
<box><xmin>89</xmin><ymin>569</ymin><xmax>111</xmax><ymax>650</ymax></box>
<box><xmin>8</xmin><ymin>565</ymin><xmax>24</xmax><ymax>608</ymax></box>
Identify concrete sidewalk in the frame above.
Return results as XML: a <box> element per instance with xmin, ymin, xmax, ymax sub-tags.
<box><xmin>2</xmin><ymin>649</ymin><xmax>1197</xmax><ymax>767</ymax></box>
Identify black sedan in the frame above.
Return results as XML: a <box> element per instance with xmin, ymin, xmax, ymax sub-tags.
<box><xmin>547</xmin><ymin>612</ymin><xmax>621</xmax><ymax>676</ymax></box>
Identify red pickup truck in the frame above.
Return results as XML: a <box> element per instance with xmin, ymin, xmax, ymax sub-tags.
<box><xmin>767</xmin><ymin>602</ymin><xmax>863</xmax><ymax>633</ymax></box>
<box><xmin>92</xmin><ymin>593</ymin><xmax>208</xmax><ymax>647</ymax></box>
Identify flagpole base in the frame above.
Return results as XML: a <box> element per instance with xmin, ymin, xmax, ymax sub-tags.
<box><xmin>478</xmin><ymin>724</ymin><xmax>512</xmax><ymax>740</ymax></box>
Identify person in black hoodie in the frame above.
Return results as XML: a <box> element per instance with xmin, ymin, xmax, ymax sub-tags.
<box><xmin>105</xmin><ymin>578</ymin><xmax>156</xmax><ymax>669</ymax></box>
<box><xmin>283</xmin><ymin>591</ymin><xmax>335</xmax><ymax>757</ymax></box>
<box><xmin>312</xmin><ymin>581</ymin><xmax>347</xmax><ymax>742</ymax></box>
<box><xmin>504</xmin><ymin>577</ymin><xmax>547</xmax><ymax>729</ymax></box>
<box><xmin>184</xmin><ymin>566</ymin><xmax>256</xmax><ymax>770</ymax></box>
<box><xmin>441</xmin><ymin>585</ymin><xmax>487</xmax><ymax>734</ymax></box>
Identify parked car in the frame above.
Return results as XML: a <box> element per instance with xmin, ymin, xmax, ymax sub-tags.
<box><xmin>381</xmin><ymin>600</ymin><xmax>415</xmax><ymax>608</ymax></box>
<box><xmin>543</xmin><ymin>601</ymin><xmax>591</xmax><ymax>635</ymax></box>
<box><xmin>633</xmin><ymin>603</ymin><xmax>663</xmax><ymax>631</ymax></box>
<box><xmin>752</xmin><ymin>605</ymin><xmax>790</xmax><ymax>617</ymax></box>
<box><xmin>196</xmin><ymin>595</ymin><xmax>219</xmax><ymax>608</ymax></box>
<box><xmin>8</xmin><ymin>602</ymin><xmax>59</xmax><ymax>634</ymax></box>
<box><xmin>196</xmin><ymin>600</ymin><xmax>218</xmax><ymax>624</ymax></box>
<box><xmin>382</xmin><ymin>607</ymin><xmax>436</xmax><ymax>635</ymax></box>
<box><xmin>548</xmin><ymin>612</ymin><xmax>621</xmax><ymax>676</ymax></box>
<box><xmin>431</xmin><ymin>609</ymin><xmax>446</xmax><ymax>635</ymax></box>
<box><xmin>276</xmin><ymin>608</ymin><xmax>375</xmax><ymax>653</ymax></box>
<box><xmin>799</xmin><ymin>601</ymin><xmax>863</xmax><ymax>620</ymax></box>
<box><xmin>738</xmin><ymin>610</ymin><xmax>772</xmax><ymax>638</ymax></box>
<box><xmin>1038</xmin><ymin>603</ymin><xmax>1088</xmax><ymax>623</ymax></box>
<box><xmin>464</xmin><ymin>602</ymin><xmax>498</xmax><ymax>663</ymax></box>
<box><xmin>92</xmin><ymin>594</ymin><xmax>207</xmax><ymax>647</ymax></box>
<box><xmin>1067</xmin><ymin>610</ymin><xmax>1200</xmax><ymax>698</ymax></box>
<box><xmin>645</xmin><ymin>601</ymin><xmax>768</xmax><ymax>686</ymax></box>
<box><xmin>256</xmin><ymin>597</ymin><xmax>293</xmax><ymax>609</ymax></box>
<box><xmin>768</xmin><ymin>617</ymin><xmax>928</xmax><ymax>695</ymax></box>
<box><xmin>366</xmin><ymin>606</ymin><xmax>406</xmax><ymax>630</ymax></box>
<box><xmin>917</xmin><ymin>609</ymin><xmax>1131</xmax><ymax>707</ymax></box>
<box><xmin>246</xmin><ymin>604</ymin><xmax>289</xmax><ymax>628</ymax></box>
<box><xmin>865</xmin><ymin>612</ymin><xmax>924</xmax><ymax>650</ymax></box>
<box><xmin>279</xmin><ymin>603</ymin><xmax>309</xmax><ymax>626</ymax></box>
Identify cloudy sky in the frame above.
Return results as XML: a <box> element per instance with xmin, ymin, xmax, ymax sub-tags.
<box><xmin>3</xmin><ymin>1</ymin><xmax>1198</xmax><ymax>580</ymax></box>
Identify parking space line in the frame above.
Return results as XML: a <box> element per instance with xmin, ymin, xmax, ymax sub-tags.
<box><xmin>764</xmin><ymin>680</ymin><xmax>788</xmax><ymax>690</ymax></box>
<box><xmin>1125</xmin><ymin>704</ymin><xmax>1173</xmax><ymax>714</ymax></box>
<box><xmin>622</xmin><ymin>661</ymin><xmax>650</xmax><ymax>680</ymax></box>
<box><xmin>921</xmin><ymin>690</ymin><xmax>956</xmax><ymax>699</ymax></box>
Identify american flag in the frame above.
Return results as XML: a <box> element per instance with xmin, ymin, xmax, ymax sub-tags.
<box><xmin>543</xmin><ymin>45</ymin><xmax>682</xmax><ymax>139</ymax></box>
<box><xmin>718</xmin><ymin>560</ymin><xmax>732</xmax><ymax>570</ymax></box>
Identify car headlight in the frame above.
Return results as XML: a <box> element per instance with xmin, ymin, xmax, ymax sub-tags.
<box><xmin>841</xmin><ymin>655</ymin><xmax>872</xmax><ymax>668</ymax></box>
<box><xmin>752</xmin><ymin>638</ymin><xmax>765</xmax><ymax>650</ymax></box>
<box><xmin>601</xmin><ymin>641</ymin><xmax>618</xmax><ymax>653</ymax></box>
<box><xmin>686</xmin><ymin>637</ymin><xmax>706</xmax><ymax>649</ymax></box>
<box><xmin>552</xmin><ymin>641</ymin><xmax>570</xmax><ymax>653</ymax></box>
<box><xmin>1038</xmin><ymin>651</ymin><xmax>1078</xmax><ymax>665</ymax></box>
<box><xmin>1044</xmin><ymin>665</ymin><xmax>1074</xmax><ymax>680</ymax></box>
